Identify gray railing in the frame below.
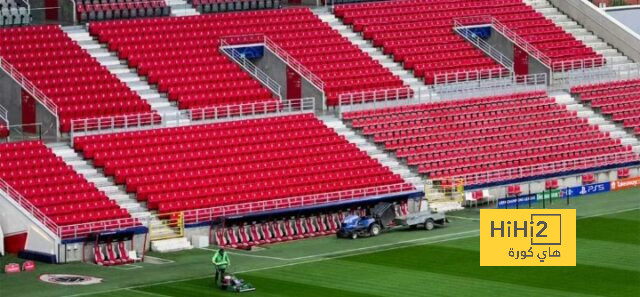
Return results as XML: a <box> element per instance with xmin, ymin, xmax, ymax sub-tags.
<box><xmin>70</xmin><ymin>97</ymin><xmax>315</xmax><ymax>140</ymax></box>
<box><xmin>337</xmin><ymin>73</ymin><xmax>548</xmax><ymax>117</ymax></box>
<box><xmin>451</xmin><ymin>152</ymin><xmax>639</xmax><ymax>187</ymax></box>
<box><xmin>453</xmin><ymin>19</ymin><xmax>514</xmax><ymax>71</ymax></box>
<box><xmin>554</xmin><ymin>63</ymin><xmax>640</xmax><ymax>89</ymax></box>
<box><xmin>219</xmin><ymin>38</ymin><xmax>283</xmax><ymax>100</ymax></box>
<box><xmin>0</xmin><ymin>56</ymin><xmax>59</xmax><ymax>130</ymax></box>
<box><xmin>0</xmin><ymin>105</ymin><xmax>7</xmax><ymax>129</ymax></box>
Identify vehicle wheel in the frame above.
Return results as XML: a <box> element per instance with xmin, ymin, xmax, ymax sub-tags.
<box><xmin>424</xmin><ymin>219</ymin><xmax>435</xmax><ymax>231</ymax></box>
<box><xmin>369</xmin><ymin>223</ymin><xmax>381</xmax><ymax>236</ymax></box>
<box><xmin>351</xmin><ymin>233</ymin><xmax>358</xmax><ymax>239</ymax></box>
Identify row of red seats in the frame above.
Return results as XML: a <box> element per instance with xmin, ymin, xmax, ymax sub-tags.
<box><xmin>88</xmin><ymin>7</ymin><xmax>408</xmax><ymax>107</ymax></box>
<box><xmin>94</xmin><ymin>241</ymin><xmax>135</xmax><ymax>266</ymax></box>
<box><xmin>74</xmin><ymin>114</ymin><xmax>411</xmax><ymax>213</ymax></box>
<box><xmin>334</xmin><ymin>0</ymin><xmax>601</xmax><ymax>82</ymax></box>
<box><xmin>572</xmin><ymin>79</ymin><xmax>640</xmax><ymax>135</ymax></box>
<box><xmin>344</xmin><ymin>92</ymin><xmax>637</xmax><ymax>185</ymax></box>
<box><xmin>0</xmin><ymin>26</ymin><xmax>156</xmax><ymax>132</ymax></box>
<box><xmin>0</xmin><ymin>141</ymin><xmax>132</xmax><ymax>227</ymax></box>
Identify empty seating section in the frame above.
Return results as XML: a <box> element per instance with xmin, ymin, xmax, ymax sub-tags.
<box><xmin>73</xmin><ymin>114</ymin><xmax>410</xmax><ymax>214</ymax></box>
<box><xmin>0</xmin><ymin>25</ymin><xmax>157</xmax><ymax>132</ymax></box>
<box><xmin>1</xmin><ymin>0</ymin><xmax>29</xmax><ymax>26</ymax></box>
<box><xmin>77</xmin><ymin>0</ymin><xmax>170</xmax><ymax>22</ymax></box>
<box><xmin>343</xmin><ymin>91</ymin><xmax>638</xmax><ymax>186</ymax></box>
<box><xmin>190</xmin><ymin>0</ymin><xmax>281</xmax><ymax>14</ymax></box>
<box><xmin>0</xmin><ymin>141</ymin><xmax>131</xmax><ymax>226</ymax></box>
<box><xmin>571</xmin><ymin>79</ymin><xmax>640</xmax><ymax>136</ymax></box>
<box><xmin>334</xmin><ymin>0</ymin><xmax>602</xmax><ymax>83</ymax></box>
<box><xmin>88</xmin><ymin>8</ymin><xmax>406</xmax><ymax>107</ymax></box>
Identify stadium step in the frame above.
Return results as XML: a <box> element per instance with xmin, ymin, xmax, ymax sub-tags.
<box><xmin>45</xmin><ymin>142</ymin><xmax>153</xmax><ymax>217</ymax></box>
<box><xmin>168</xmin><ymin>0</ymin><xmax>199</xmax><ymax>17</ymax></box>
<box><xmin>312</xmin><ymin>8</ymin><xmax>429</xmax><ymax>100</ymax></box>
<box><xmin>523</xmin><ymin>0</ymin><xmax>633</xmax><ymax>66</ymax></box>
<box><xmin>550</xmin><ymin>91</ymin><xmax>640</xmax><ymax>152</ymax></box>
<box><xmin>62</xmin><ymin>25</ymin><xmax>190</xmax><ymax>123</ymax></box>
<box><xmin>151</xmin><ymin>237</ymin><xmax>193</xmax><ymax>253</ymax></box>
<box><xmin>317</xmin><ymin>115</ymin><xmax>424</xmax><ymax>189</ymax></box>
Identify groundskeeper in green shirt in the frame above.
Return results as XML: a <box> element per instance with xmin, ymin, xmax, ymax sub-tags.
<box><xmin>212</xmin><ymin>249</ymin><xmax>230</xmax><ymax>270</ymax></box>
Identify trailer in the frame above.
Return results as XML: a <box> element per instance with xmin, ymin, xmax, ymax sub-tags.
<box><xmin>337</xmin><ymin>199</ymin><xmax>447</xmax><ymax>239</ymax></box>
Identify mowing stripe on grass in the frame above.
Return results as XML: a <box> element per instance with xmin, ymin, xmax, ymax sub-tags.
<box><xmin>62</xmin><ymin>206</ymin><xmax>640</xmax><ymax>297</ymax></box>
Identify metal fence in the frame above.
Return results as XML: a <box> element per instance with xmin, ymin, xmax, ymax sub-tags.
<box><xmin>70</xmin><ymin>97</ymin><xmax>315</xmax><ymax>140</ymax></box>
<box><xmin>451</xmin><ymin>153</ymin><xmax>638</xmax><ymax>187</ymax></box>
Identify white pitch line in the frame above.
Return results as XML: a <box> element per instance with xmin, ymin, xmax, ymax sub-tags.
<box><xmin>198</xmin><ymin>247</ymin><xmax>289</xmax><ymax>261</ymax></box>
<box><xmin>447</xmin><ymin>215</ymin><xmax>480</xmax><ymax>221</ymax></box>
<box><xmin>62</xmin><ymin>206</ymin><xmax>639</xmax><ymax>297</ymax></box>
<box><xmin>62</xmin><ymin>230</ymin><xmax>480</xmax><ymax>297</ymax></box>
<box><xmin>285</xmin><ymin>229</ymin><xmax>480</xmax><ymax>261</ymax></box>
<box><xmin>125</xmin><ymin>288</ymin><xmax>173</xmax><ymax>297</ymax></box>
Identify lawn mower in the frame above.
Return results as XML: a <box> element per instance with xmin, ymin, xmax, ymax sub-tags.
<box><xmin>220</xmin><ymin>273</ymin><xmax>256</xmax><ymax>293</ymax></box>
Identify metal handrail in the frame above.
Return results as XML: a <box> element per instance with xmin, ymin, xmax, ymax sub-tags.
<box><xmin>337</xmin><ymin>73</ymin><xmax>548</xmax><ymax>116</ymax></box>
<box><xmin>263</xmin><ymin>36</ymin><xmax>326</xmax><ymax>91</ymax></box>
<box><xmin>59</xmin><ymin>216</ymin><xmax>148</xmax><ymax>239</ymax></box>
<box><xmin>489</xmin><ymin>17</ymin><xmax>553</xmax><ymax>67</ymax></box>
<box><xmin>451</xmin><ymin>153</ymin><xmax>639</xmax><ymax>187</ymax></box>
<box><xmin>0</xmin><ymin>57</ymin><xmax>59</xmax><ymax>118</ymax></box>
<box><xmin>180</xmin><ymin>183</ymin><xmax>417</xmax><ymax>224</ymax></box>
<box><xmin>0</xmin><ymin>179</ymin><xmax>59</xmax><ymax>234</ymax></box>
<box><xmin>0</xmin><ymin>105</ymin><xmax>7</xmax><ymax>128</ymax></box>
<box><xmin>553</xmin><ymin>63</ymin><xmax>640</xmax><ymax>89</ymax></box>
<box><xmin>70</xmin><ymin>97</ymin><xmax>315</xmax><ymax>139</ymax></box>
<box><xmin>219</xmin><ymin>38</ymin><xmax>283</xmax><ymax>100</ymax></box>
<box><xmin>453</xmin><ymin>19</ymin><xmax>514</xmax><ymax>71</ymax></box>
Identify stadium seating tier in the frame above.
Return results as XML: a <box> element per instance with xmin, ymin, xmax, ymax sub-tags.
<box><xmin>571</xmin><ymin>79</ymin><xmax>640</xmax><ymax>136</ymax></box>
<box><xmin>88</xmin><ymin>7</ymin><xmax>407</xmax><ymax>107</ymax></box>
<box><xmin>0</xmin><ymin>25</ymin><xmax>157</xmax><ymax>132</ymax></box>
<box><xmin>0</xmin><ymin>141</ymin><xmax>132</xmax><ymax>227</ymax></box>
<box><xmin>73</xmin><ymin>114</ymin><xmax>412</xmax><ymax>214</ymax></box>
<box><xmin>343</xmin><ymin>91</ymin><xmax>638</xmax><ymax>185</ymax></box>
<box><xmin>334</xmin><ymin>0</ymin><xmax>602</xmax><ymax>83</ymax></box>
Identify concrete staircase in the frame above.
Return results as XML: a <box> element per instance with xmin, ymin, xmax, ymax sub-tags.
<box><xmin>168</xmin><ymin>0</ymin><xmax>199</xmax><ymax>17</ymax></box>
<box><xmin>524</xmin><ymin>0</ymin><xmax>634</xmax><ymax>66</ymax></box>
<box><xmin>151</xmin><ymin>237</ymin><xmax>193</xmax><ymax>253</ymax></box>
<box><xmin>318</xmin><ymin>115</ymin><xmax>424</xmax><ymax>190</ymax></box>
<box><xmin>62</xmin><ymin>26</ymin><xmax>189</xmax><ymax>126</ymax></box>
<box><xmin>312</xmin><ymin>8</ymin><xmax>430</xmax><ymax>100</ymax></box>
<box><xmin>45</xmin><ymin>142</ymin><xmax>152</xmax><ymax>219</ymax></box>
<box><xmin>550</xmin><ymin>90</ymin><xmax>640</xmax><ymax>153</ymax></box>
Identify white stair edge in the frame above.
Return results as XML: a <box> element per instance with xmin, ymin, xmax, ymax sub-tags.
<box><xmin>318</xmin><ymin>115</ymin><xmax>424</xmax><ymax>191</ymax></box>
<box><xmin>61</xmin><ymin>25</ymin><xmax>189</xmax><ymax>123</ymax></box>
<box><xmin>45</xmin><ymin>142</ymin><xmax>152</xmax><ymax>217</ymax></box>
<box><xmin>311</xmin><ymin>8</ymin><xmax>431</xmax><ymax>99</ymax></box>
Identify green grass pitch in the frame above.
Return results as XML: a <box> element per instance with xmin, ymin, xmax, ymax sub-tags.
<box><xmin>1</xmin><ymin>188</ymin><xmax>639</xmax><ymax>297</ymax></box>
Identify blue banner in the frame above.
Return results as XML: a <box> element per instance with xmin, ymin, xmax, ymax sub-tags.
<box><xmin>560</xmin><ymin>182</ymin><xmax>610</xmax><ymax>198</ymax></box>
<box><xmin>497</xmin><ymin>194</ymin><xmax>538</xmax><ymax>208</ymax></box>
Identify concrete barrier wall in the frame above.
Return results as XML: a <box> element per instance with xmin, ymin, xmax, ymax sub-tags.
<box><xmin>0</xmin><ymin>71</ymin><xmax>23</xmax><ymax>126</ymax></box>
<box><xmin>549</xmin><ymin>0</ymin><xmax>640</xmax><ymax>63</ymax></box>
<box><xmin>254</xmin><ymin>47</ymin><xmax>325</xmax><ymax>111</ymax></box>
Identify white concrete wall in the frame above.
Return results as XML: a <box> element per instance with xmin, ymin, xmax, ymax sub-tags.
<box><xmin>0</xmin><ymin>190</ymin><xmax>59</xmax><ymax>260</ymax></box>
<box><xmin>549</xmin><ymin>0</ymin><xmax>640</xmax><ymax>63</ymax></box>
